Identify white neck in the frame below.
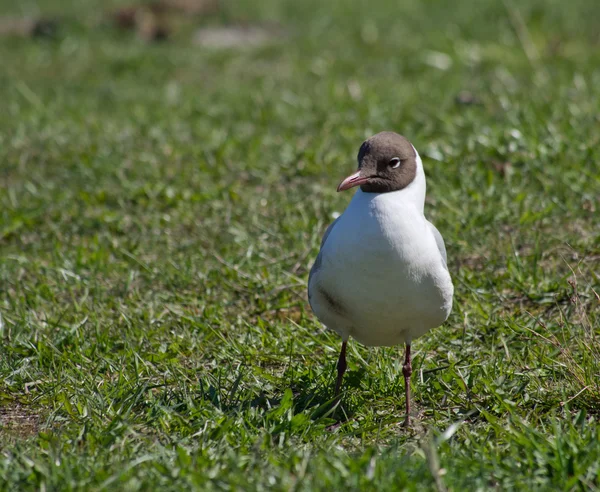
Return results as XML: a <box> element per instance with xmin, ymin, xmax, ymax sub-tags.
<box><xmin>401</xmin><ymin>146</ymin><xmax>426</xmax><ymax>212</ymax></box>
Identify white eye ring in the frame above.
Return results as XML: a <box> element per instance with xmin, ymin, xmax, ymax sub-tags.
<box><xmin>389</xmin><ymin>157</ymin><xmax>401</xmax><ymax>169</ymax></box>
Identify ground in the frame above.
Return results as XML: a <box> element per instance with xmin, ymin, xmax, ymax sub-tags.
<box><xmin>0</xmin><ymin>0</ymin><xmax>599</xmax><ymax>490</ymax></box>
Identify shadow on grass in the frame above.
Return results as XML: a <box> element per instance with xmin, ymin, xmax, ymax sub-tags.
<box><xmin>198</xmin><ymin>367</ymin><xmax>368</xmax><ymax>426</ymax></box>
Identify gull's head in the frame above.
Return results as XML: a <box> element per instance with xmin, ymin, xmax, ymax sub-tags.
<box><xmin>337</xmin><ymin>132</ymin><xmax>418</xmax><ymax>194</ymax></box>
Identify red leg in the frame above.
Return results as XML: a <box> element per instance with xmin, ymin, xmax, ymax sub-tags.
<box><xmin>402</xmin><ymin>344</ymin><xmax>413</xmax><ymax>427</ymax></box>
<box><xmin>334</xmin><ymin>341</ymin><xmax>347</xmax><ymax>397</ymax></box>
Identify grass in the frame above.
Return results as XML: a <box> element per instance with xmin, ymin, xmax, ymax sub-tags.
<box><xmin>1</xmin><ymin>0</ymin><xmax>599</xmax><ymax>489</ymax></box>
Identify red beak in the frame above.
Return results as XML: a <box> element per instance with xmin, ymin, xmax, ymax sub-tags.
<box><xmin>337</xmin><ymin>171</ymin><xmax>370</xmax><ymax>192</ymax></box>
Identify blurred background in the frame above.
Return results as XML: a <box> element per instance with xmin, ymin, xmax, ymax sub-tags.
<box><xmin>1</xmin><ymin>0</ymin><xmax>598</xmax><ymax>317</ymax></box>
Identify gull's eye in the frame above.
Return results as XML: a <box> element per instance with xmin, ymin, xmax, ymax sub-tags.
<box><xmin>389</xmin><ymin>157</ymin><xmax>401</xmax><ymax>169</ymax></box>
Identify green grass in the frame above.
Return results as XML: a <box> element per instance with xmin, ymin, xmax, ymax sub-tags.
<box><xmin>1</xmin><ymin>0</ymin><xmax>599</xmax><ymax>489</ymax></box>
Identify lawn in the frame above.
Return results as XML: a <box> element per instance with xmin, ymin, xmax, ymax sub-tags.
<box><xmin>1</xmin><ymin>0</ymin><xmax>599</xmax><ymax>489</ymax></box>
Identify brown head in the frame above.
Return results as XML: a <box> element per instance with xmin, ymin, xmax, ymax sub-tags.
<box><xmin>337</xmin><ymin>132</ymin><xmax>418</xmax><ymax>194</ymax></box>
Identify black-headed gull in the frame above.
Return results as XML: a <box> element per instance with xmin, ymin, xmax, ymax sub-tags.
<box><xmin>308</xmin><ymin>131</ymin><xmax>453</xmax><ymax>427</ymax></box>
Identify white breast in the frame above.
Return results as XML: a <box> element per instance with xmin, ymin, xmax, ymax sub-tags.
<box><xmin>310</xmin><ymin>189</ymin><xmax>453</xmax><ymax>347</ymax></box>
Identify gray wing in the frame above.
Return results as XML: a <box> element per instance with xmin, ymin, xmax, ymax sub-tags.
<box><xmin>308</xmin><ymin>217</ymin><xmax>340</xmax><ymax>302</ymax></box>
<box><xmin>427</xmin><ymin>220</ymin><xmax>448</xmax><ymax>268</ymax></box>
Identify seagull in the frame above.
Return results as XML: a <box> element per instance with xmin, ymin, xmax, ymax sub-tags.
<box><xmin>308</xmin><ymin>131</ymin><xmax>453</xmax><ymax>427</ymax></box>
